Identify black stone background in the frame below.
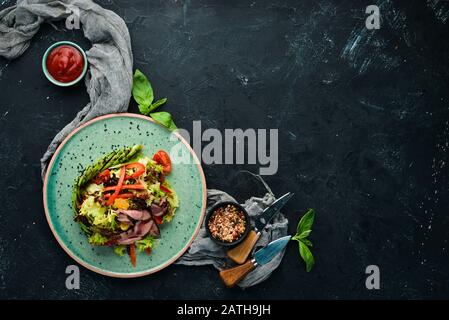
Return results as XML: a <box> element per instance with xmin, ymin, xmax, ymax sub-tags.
<box><xmin>0</xmin><ymin>0</ymin><xmax>448</xmax><ymax>299</ymax></box>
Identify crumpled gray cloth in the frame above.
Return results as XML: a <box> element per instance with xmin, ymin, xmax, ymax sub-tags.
<box><xmin>0</xmin><ymin>0</ymin><xmax>133</xmax><ymax>178</ymax></box>
<box><xmin>176</xmin><ymin>189</ymin><xmax>289</xmax><ymax>289</ymax></box>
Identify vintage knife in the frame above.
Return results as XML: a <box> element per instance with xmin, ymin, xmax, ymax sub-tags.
<box><xmin>220</xmin><ymin>235</ymin><xmax>292</xmax><ymax>288</ymax></box>
<box><xmin>227</xmin><ymin>192</ymin><xmax>294</xmax><ymax>264</ymax></box>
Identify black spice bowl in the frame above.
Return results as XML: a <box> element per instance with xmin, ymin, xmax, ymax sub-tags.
<box><xmin>205</xmin><ymin>201</ymin><xmax>251</xmax><ymax>247</ymax></box>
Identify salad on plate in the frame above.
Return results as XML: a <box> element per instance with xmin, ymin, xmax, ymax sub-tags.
<box><xmin>72</xmin><ymin>145</ymin><xmax>179</xmax><ymax>266</ymax></box>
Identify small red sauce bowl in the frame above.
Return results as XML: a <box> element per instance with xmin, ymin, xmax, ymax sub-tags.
<box><xmin>42</xmin><ymin>41</ymin><xmax>88</xmax><ymax>87</ymax></box>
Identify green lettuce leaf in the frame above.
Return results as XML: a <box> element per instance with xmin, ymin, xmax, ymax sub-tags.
<box><xmin>80</xmin><ymin>196</ymin><xmax>117</xmax><ymax>230</ymax></box>
<box><xmin>114</xmin><ymin>245</ymin><xmax>127</xmax><ymax>256</ymax></box>
<box><xmin>88</xmin><ymin>233</ymin><xmax>108</xmax><ymax>245</ymax></box>
<box><xmin>164</xmin><ymin>189</ymin><xmax>179</xmax><ymax>223</ymax></box>
<box><xmin>136</xmin><ymin>235</ymin><xmax>155</xmax><ymax>252</ymax></box>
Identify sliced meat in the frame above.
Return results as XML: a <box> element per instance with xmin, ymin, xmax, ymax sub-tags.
<box><xmin>148</xmin><ymin>220</ymin><xmax>161</xmax><ymax>238</ymax></box>
<box><xmin>133</xmin><ymin>220</ymin><xmax>153</xmax><ymax>237</ymax></box>
<box><xmin>117</xmin><ymin>213</ymin><xmax>132</xmax><ymax>223</ymax></box>
<box><xmin>159</xmin><ymin>197</ymin><xmax>167</xmax><ymax>208</ymax></box>
<box><xmin>151</xmin><ymin>204</ymin><xmax>166</xmax><ymax>217</ymax></box>
<box><xmin>116</xmin><ymin>236</ymin><xmax>142</xmax><ymax>245</ymax></box>
<box><xmin>141</xmin><ymin>210</ymin><xmax>152</xmax><ymax>220</ymax></box>
<box><xmin>105</xmin><ymin>219</ymin><xmax>155</xmax><ymax>246</ymax></box>
<box><xmin>118</xmin><ymin>209</ymin><xmax>151</xmax><ymax>221</ymax></box>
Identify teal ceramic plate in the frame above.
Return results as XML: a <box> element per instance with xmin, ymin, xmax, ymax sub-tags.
<box><xmin>43</xmin><ymin>114</ymin><xmax>207</xmax><ymax>277</ymax></box>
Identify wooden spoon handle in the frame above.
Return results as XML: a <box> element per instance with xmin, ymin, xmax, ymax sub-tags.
<box><xmin>219</xmin><ymin>259</ymin><xmax>256</xmax><ymax>288</ymax></box>
<box><xmin>227</xmin><ymin>229</ymin><xmax>260</xmax><ymax>264</ymax></box>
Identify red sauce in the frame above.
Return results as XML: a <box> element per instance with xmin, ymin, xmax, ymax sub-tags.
<box><xmin>46</xmin><ymin>45</ymin><xmax>84</xmax><ymax>83</ymax></box>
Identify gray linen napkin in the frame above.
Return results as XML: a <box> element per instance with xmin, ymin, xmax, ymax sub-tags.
<box><xmin>0</xmin><ymin>0</ymin><xmax>289</xmax><ymax>288</ymax></box>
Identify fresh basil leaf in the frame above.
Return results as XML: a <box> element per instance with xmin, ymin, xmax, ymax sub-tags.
<box><xmin>138</xmin><ymin>104</ymin><xmax>151</xmax><ymax>115</ymax></box>
<box><xmin>132</xmin><ymin>69</ymin><xmax>154</xmax><ymax>111</ymax></box>
<box><xmin>297</xmin><ymin>209</ymin><xmax>315</xmax><ymax>235</ymax></box>
<box><xmin>150</xmin><ymin>111</ymin><xmax>177</xmax><ymax>131</ymax></box>
<box><xmin>301</xmin><ymin>238</ymin><xmax>313</xmax><ymax>247</ymax></box>
<box><xmin>149</xmin><ymin>98</ymin><xmax>168</xmax><ymax>112</ymax></box>
<box><xmin>297</xmin><ymin>229</ymin><xmax>311</xmax><ymax>239</ymax></box>
<box><xmin>299</xmin><ymin>241</ymin><xmax>315</xmax><ymax>272</ymax></box>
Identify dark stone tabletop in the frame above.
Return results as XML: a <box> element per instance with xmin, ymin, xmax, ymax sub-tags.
<box><xmin>0</xmin><ymin>0</ymin><xmax>448</xmax><ymax>299</ymax></box>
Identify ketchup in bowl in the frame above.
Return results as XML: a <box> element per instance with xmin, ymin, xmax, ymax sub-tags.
<box><xmin>42</xmin><ymin>41</ymin><xmax>87</xmax><ymax>86</ymax></box>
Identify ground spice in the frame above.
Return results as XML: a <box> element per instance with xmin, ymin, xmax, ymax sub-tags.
<box><xmin>208</xmin><ymin>204</ymin><xmax>246</xmax><ymax>242</ymax></box>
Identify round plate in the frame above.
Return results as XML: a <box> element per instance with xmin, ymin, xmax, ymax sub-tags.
<box><xmin>43</xmin><ymin>113</ymin><xmax>207</xmax><ymax>277</ymax></box>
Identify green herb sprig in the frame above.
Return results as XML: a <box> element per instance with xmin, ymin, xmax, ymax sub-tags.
<box><xmin>132</xmin><ymin>69</ymin><xmax>177</xmax><ymax>131</ymax></box>
<box><xmin>292</xmin><ymin>209</ymin><xmax>315</xmax><ymax>272</ymax></box>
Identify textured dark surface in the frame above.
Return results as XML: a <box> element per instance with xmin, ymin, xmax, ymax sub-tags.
<box><xmin>0</xmin><ymin>0</ymin><xmax>448</xmax><ymax>299</ymax></box>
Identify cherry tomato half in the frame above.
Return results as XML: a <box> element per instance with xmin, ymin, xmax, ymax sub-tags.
<box><xmin>152</xmin><ymin>150</ymin><xmax>172</xmax><ymax>174</ymax></box>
